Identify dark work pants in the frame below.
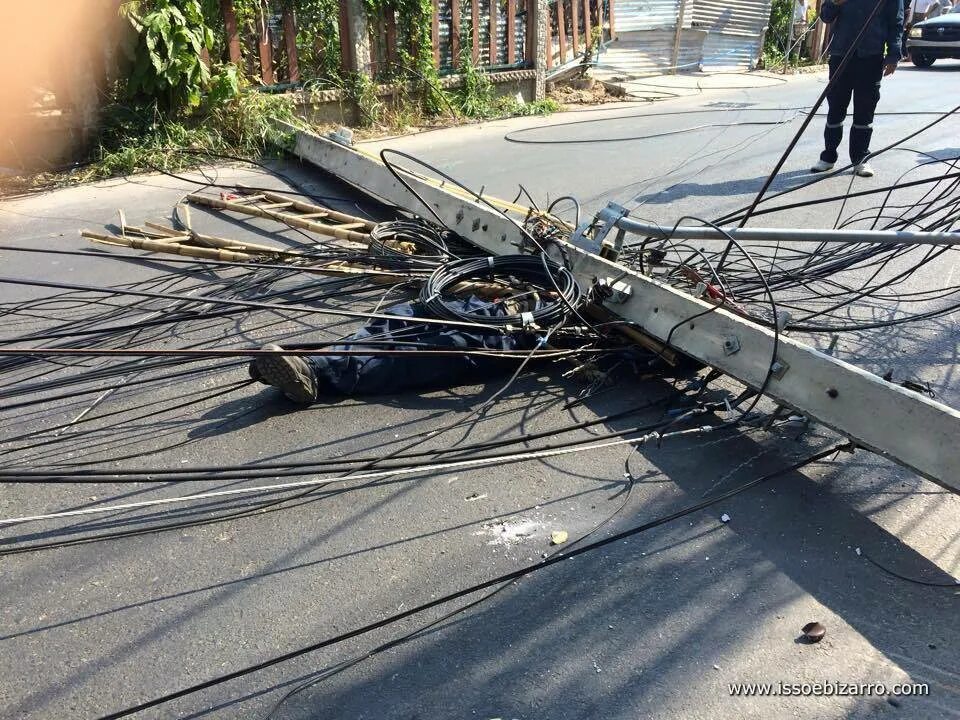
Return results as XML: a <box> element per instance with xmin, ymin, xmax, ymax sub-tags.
<box><xmin>821</xmin><ymin>54</ymin><xmax>885</xmax><ymax>166</ymax></box>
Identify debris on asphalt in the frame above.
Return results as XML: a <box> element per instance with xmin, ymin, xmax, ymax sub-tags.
<box><xmin>550</xmin><ymin>530</ymin><xmax>569</xmax><ymax>545</ymax></box>
<box><xmin>801</xmin><ymin>621</ymin><xmax>826</xmax><ymax>643</ymax></box>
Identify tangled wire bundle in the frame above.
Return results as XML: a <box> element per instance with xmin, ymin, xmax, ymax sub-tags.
<box><xmin>419</xmin><ymin>254</ymin><xmax>583</xmax><ymax>328</ymax></box>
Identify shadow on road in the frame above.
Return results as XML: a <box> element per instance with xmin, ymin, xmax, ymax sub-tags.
<box><xmin>633</xmin><ymin>169</ymin><xmax>812</xmax><ymax>206</ymax></box>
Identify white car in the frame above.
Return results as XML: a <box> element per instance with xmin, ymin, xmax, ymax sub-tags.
<box><xmin>907</xmin><ymin>6</ymin><xmax>960</xmax><ymax>67</ymax></box>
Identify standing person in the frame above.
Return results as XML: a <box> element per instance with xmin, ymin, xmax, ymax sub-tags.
<box><xmin>810</xmin><ymin>0</ymin><xmax>904</xmax><ymax>177</ymax></box>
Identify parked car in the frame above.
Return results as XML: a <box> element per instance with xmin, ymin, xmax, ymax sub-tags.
<box><xmin>907</xmin><ymin>6</ymin><xmax>960</xmax><ymax>67</ymax></box>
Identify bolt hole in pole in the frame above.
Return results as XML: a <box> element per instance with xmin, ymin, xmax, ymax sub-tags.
<box><xmin>826</xmin><ymin>388</ymin><xmax>839</xmax><ymax>398</ymax></box>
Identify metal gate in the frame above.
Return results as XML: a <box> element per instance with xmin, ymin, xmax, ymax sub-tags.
<box><xmin>693</xmin><ymin>0</ymin><xmax>773</xmax><ymax>70</ymax></box>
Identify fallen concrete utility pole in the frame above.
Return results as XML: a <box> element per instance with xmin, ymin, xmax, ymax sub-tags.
<box><xmin>288</xmin><ymin>128</ymin><xmax>960</xmax><ymax>492</ymax></box>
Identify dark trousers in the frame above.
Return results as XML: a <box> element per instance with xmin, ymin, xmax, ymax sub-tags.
<box><xmin>821</xmin><ymin>54</ymin><xmax>885</xmax><ymax>165</ymax></box>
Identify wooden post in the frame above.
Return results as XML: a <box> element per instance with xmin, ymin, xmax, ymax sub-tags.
<box><xmin>282</xmin><ymin>7</ymin><xmax>299</xmax><ymax>82</ymax></box>
<box><xmin>258</xmin><ymin>1</ymin><xmax>274</xmax><ymax>85</ymax></box>
<box><xmin>670</xmin><ymin>0</ymin><xmax>687</xmax><ymax>74</ymax></box>
<box><xmin>221</xmin><ymin>0</ymin><xmax>242</xmax><ymax>64</ymax></box>
<box><xmin>489</xmin><ymin>0</ymin><xmax>498</xmax><ymax>65</ymax></box>
<box><xmin>432</xmin><ymin>0</ymin><xmax>441</xmax><ymax>66</ymax></box>
<box><xmin>507</xmin><ymin>0</ymin><xmax>516</xmax><ymax>63</ymax></box>
<box><xmin>608</xmin><ymin>0</ymin><xmax>615</xmax><ymax>40</ymax></box>
<box><xmin>471</xmin><ymin>0</ymin><xmax>480</xmax><ymax>63</ymax></box>
<box><xmin>557</xmin><ymin>1</ymin><xmax>566</xmax><ymax>63</ymax></box>
<box><xmin>452</xmin><ymin>0</ymin><xmax>462</xmax><ymax>63</ymax></box>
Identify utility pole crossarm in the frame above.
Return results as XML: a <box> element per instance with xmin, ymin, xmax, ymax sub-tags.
<box><xmin>614</xmin><ymin>215</ymin><xmax>960</xmax><ymax>246</ymax></box>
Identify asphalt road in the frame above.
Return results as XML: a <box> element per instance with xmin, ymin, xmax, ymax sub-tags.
<box><xmin>0</xmin><ymin>65</ymin><xmax>958</xmax><ymax>720</ymax></box>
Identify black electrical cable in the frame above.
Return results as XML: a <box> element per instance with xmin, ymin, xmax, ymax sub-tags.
<box><xmin>367</xmin><ymin>220</ymin><xmax>453</xmax><ymax>263</ymax></box>
<box><xmin>505</xmin><ymin>117</ymin><xmax>797</xmax><ymax>145</ymax></box>
<box><xmin>861</xmin><ymin>548</ymin><xmax>960</xmax><ymax>588</ymax></box>
<box><xmin>0</xmin><ymin>391</ymin><xmax>694</xmax><ymax>555</ymax></box>
<box><xmin>419</xmin><ymin>255</ymin><xmax>582</xmax><ymax>329</ymax></box>
<box><xmin>547</xmin><ymin>195</ymin><xmax>582</xmax><ymax>226</ymax></box>
<box><xmin>377</xmin><ymin>148</ymin><xmax>601</xmax><ymax>336</ymax></box>
<box><xmin>94</xmin><ymin>442</ymin><xmax>848</xmax><ymax>720</ymax></box>
<box><xmin>264</xmin><ymin>461</ymin><xmax>642</xmax><ymax>719</ymax></box>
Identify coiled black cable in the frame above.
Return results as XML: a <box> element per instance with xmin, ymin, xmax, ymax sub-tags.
<box><xmin>419</xmin><ymin>255</ymin><xmax>582</xmax><ymax>329</ymax></box>
<box><xmin>367</xmin><ymin>220</ymin><xmax>452</xmax><ymax>265</ymax></box>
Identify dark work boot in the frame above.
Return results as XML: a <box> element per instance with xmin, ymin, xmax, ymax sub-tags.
<box><xmin>249</xmin><ymin>344</ymin><xmax>317</xmax><ymax>404</ymax></box>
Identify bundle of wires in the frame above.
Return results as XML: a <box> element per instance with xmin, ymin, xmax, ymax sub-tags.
<box><xmin>419</xmin><ymin>255</ymin><xmax>583</xmax><ymax>328</ymax></box>
<box><xmin>367</xmin><ymin>219</ymin><xmax>452</xmax><ymax>265</ymax></box>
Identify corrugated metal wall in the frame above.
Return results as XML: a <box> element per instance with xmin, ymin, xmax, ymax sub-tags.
<box><xmin>693</xmin><ymin>0</ymin><xmax>772</xmax><ymax>70</ymax></box>
<box><xmin>605</xmin><ymin>0</ymin><xmax>771</xmax><ymax>72</ymax></box>
<box><xmin>598</xmin><ymin>28</ymin><xmax>704</xmax><ymax>75</ymax></box>
<box><xmin>615</xmin><ymin>0</ymin><xmax>682</xmax><ymax>31</ymax></box>
<box><xmin>436</xmin><ymin>1</ymin><xmax>527</xmax><ymax>74</ymax></box>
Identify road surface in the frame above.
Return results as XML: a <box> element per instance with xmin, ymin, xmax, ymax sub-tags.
<box><xmin>0</xmin><ymin>65</ymin><xmax>957</xmax><ymax>720</ymax></box>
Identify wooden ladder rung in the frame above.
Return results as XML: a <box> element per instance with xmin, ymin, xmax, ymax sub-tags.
<box><xmin>258</xmin><ymin>201</ymin><xmax>295</xmax><ymax>210</ymax></box>
<box><xmin>296</xmin><ymin>212</ymin><xmax>329</xmax><ymax>219</ymax></box>
<box><xmin>231</xmin><ymin>194</ymin><xmax>266</xmax><ymax>204</ymax></box>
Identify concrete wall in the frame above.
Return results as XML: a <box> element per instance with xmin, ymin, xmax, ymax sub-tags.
<box><xmin>293</xmin><ymin>69</ymin><xmax>540</xmax><ymax>127</ymax></box>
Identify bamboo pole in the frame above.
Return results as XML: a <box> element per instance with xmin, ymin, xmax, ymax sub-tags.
<box><xmin>142</xmin><ymin>222</ymin><xmax>313</xmax><ymax>256</ymax></box>
<box><xmin>237</xmin><ymin>187</ymin><xmax>377</xmax><ymax>229</ymax></box>
<box><xmin>83</xmin><ymin>231</ymin><xmax>418</xmax><ymax>281</ymax></box>
<box><xmin>185</xmin><ymin>194</ymin><xmax>370</xmax><ymax>246</ymax></box>
<box><xmin>82</xmin><ymin>231</ymin><xmax>258</xmax><ymax>262</ymax></box>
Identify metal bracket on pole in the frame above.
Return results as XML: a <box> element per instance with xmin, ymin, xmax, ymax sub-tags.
<box><xmin>570</xmin><ymin>202</ymin><xmax>630</xmax><ymax>259</ymax></box>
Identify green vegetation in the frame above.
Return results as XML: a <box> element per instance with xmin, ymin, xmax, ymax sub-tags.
<box><xmin>762</xmin><ymin>0</ymin><xmax>820</xmax><ymax>70</ymax></box>
<box><xmin>30</xmin><ymin>0</ymin><xmax>563</xmax><ymax>190</ymax></box>
<box><xmin>123</xmin><ymin>0</ymin><xmax>217</xmax><ymax>111</ymax></box>
<box><xmin>84</xmin><ymin>90</ymin><xmax>299</xmax><ymax>181</ymax></box>
<box><xmin>453</xmin><ymin>56</ymin><xmax>560</xmax><ymax>120</ymax></box>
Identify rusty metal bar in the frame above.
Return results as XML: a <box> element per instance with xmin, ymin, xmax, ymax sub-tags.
<box><xmin>545</xmin><ymin>2</ymin><xmax>553</xmax><ymax>69</ymax></box>
<box><xmin>257</xmin><ymin>1</ymin><xmax>274</xmax><ymax>85</ymax></box>
<box><xmin>571</xmin><ymin>0</ymin><xmax>580</xmax><ymax>53</ymax></box>
<box><xmin>472</xmin><ymin>0</ymin><xmax>481</xmax><ymax>63</ymax></box>
<box><xmin>282</xmin><ymin>8</ymin><xmax>300</xmax><ymax>82</ymax></box>
<box><xmin>386</xmin><ymin>9</ymin><xmax>398</xmax><ymax>65</ymax></box>
<box><xmin>433</xmin><ymin>0</ymin><xmax>441</xmax><ymax>66</ymax></box>
<box><xmin>339</xmin><ymin>1</ymin><xmax>354</xmax><ymax>71</ymax></box>
<box><xmin>489</xmin><ymin>0</ymin><xmax>498</xmax><ymax>64</ymax></box>
<box><xmin>452</xmin><ymin>0</ymin><xmax>462</xmax><ymax>61</ymax></box>
<box><xmin>507</xmin><ymin>0</ymin><xmax>517</xmax><ymax>63</ymax></box>
<box><xmin>558</xmin><ymin>1</ymin><xmax>567</xmax><ymax>62</ymax></box>
<box><xmin>221</xmin><ymin>0</ymin><xmax>242</xmax><ymax>64</ymax></box>
<box><xmin>583</xmin><ymin>0</ymin><xmax>591</xmax><ymax>48</ymax></box>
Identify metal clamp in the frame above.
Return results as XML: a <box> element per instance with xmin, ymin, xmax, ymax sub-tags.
<box><xmin>570</xmin><ymin>203</ymin><xmax>630</xmax><ymax>260</ymax></box>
